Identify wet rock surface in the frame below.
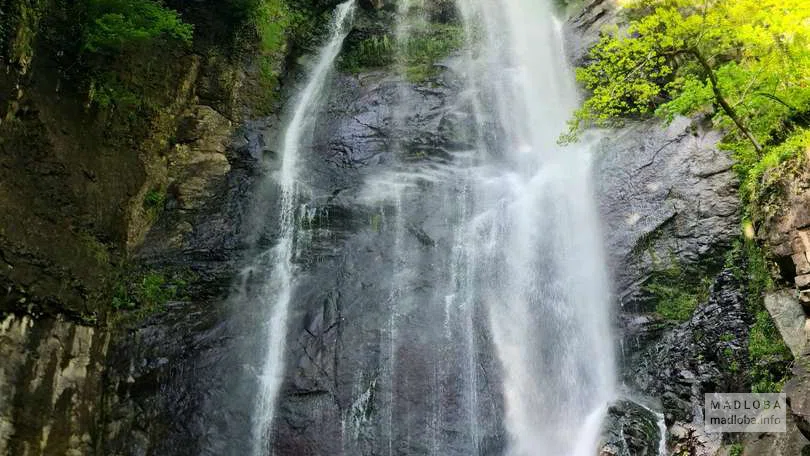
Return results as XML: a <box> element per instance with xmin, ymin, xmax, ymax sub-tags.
<box><xmin>268</xmin><ymin>67</ymin><xmax>506</xmax><ymax>455</ymax></box>
<box><xmin>599</xmin><ymin>400</ymin><xmax>661</xmax><ymax>456</ymax></box>
<box><xmin>629</xmin><ymin>270</ymin><xmax>751</xmax><ymax>424</ymax></box>
<box><xmin>101</xmin><ymin>301</ymin><xmax>256</xmax><ymax>456</ymax></box>
<box><xmin>563</xmin><ymin>0</ymin><xmax>619</xmax><ymax>67</ymax></box>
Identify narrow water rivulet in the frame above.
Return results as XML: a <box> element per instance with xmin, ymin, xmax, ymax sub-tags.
<box><xmin>246</xmin><ymin>0</ymin><xmax>616</xmax><ymax>454</ymax></box>
<box><xmin>241</xmin><ymin>2</ymin><xmax>358</xmax><ymax>454</ymax></box>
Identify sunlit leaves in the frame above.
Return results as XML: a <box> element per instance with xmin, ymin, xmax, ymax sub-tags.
<box><xmin>566</xmin><ymin>0</ymin><xmax>810</xmax><ymax>157</ymax></box>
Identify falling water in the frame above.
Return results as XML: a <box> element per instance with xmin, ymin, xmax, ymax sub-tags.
<box><xmin>454</xmin><ymin>0</ymin><xmax>617</xmax><ymax>455</ymax></box>
<box><xmin>245</xmin><ymin>0</ymin><xmax>615</xmax><ymax>453</ymax></box>
<box><xmin>249</xmin><ymin>2</ymin><xmax>356</xmax><ymax>454</ymax></box>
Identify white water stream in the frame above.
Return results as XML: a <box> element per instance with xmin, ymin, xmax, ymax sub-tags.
<box><xmin>249</xmin><ymin>2</ymin><xmax>356</xmax><ymax>454</ymax></box>
<box><xmin>454</xmin><ymin>1</ymin><xmax>617</xmax><ymax>454</ymax></box>
<box><xmin>247</xmin><ymin>0</ymin><xmax>616</xmax><ymax>454</ymax></box>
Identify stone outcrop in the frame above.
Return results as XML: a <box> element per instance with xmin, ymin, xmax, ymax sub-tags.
<box><xmin>765</xmin><ymin>290</ymin><xmax>809</xmax><ymax>358</ymax></box>
<box><xmin>628</xmin><ymin>270</ymin><xmax>751</xmax><ymax>425</ymax></box>
<box><xmin>599</xmin><ymin>400</ymin><xmax>662</xmax><ymax>456</ymax></box>
<box><xmin>0</xmin><ymin>0</ymin><xmax>338</xmax><ymax>452</ymax></box>
<box><xmin>595</xmin><ymin>117</ymin><xmax>740</xmax><ymax>309</ymax></box>
<box><xmin>563</xmin><ymin>0</ymin><xmax>619</xmax><ymax>66</ymax></box>
<box><xmin>0</xmin><ymin>314</ymin><xmax>108</xmax><ymax>456</ymax></box>
<box><xmin>758</xmin><ymin>153</ymin><xmax>810</xmax><ymax>301</ymax></box>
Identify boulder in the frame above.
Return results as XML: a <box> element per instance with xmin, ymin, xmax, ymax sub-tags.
<box><xmin>599</xmin><ymin>400</ymin><xmax>662</xmax><ymax>456</ymax></box>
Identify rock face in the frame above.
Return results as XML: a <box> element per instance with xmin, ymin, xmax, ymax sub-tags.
<box><xmin>599</xmin><ymin>400</ymin><xmax>662</xmax><ymax>456</ymax></box>
<box><xmin>765</xmin><ymin>290</ymin><xmax>809</xmax><ymax>357</ymax></box>
<box><xmin>0</xmin><ymin>0</ymin><xmax>333</xmax><ymax>452</ymax></box>
<box><xmin>757</xmin><ymin>155</ymin><xmax>810</xmax><ymax>295</ymax></box>
<box><xmin>628</xmin><ymin>270</ymin><xmax>751</xmax><ymax>424</ymax></box>
<box><xmin>99</xmin><ymin>106</ymin><xmax>276</xmax><ymax>456</ymax></box>
<box><xmin>595</xmin><ymin>117</ymin><xmax>740</xmax><ymax>309</ymax></box>
<box><xmin>0</xmin><ymin>314</ymin><xmax>108</xmax><ymax>456</ymax></box>
<box><xmin>0</xmin><ymin>1</ymin><xmax>798</xmax><ymax>455</ymax></box>
<box><xmin>267</xmin><ymin>66</ymin><xmax>505</xmax><ymax>456</ymax></box>
<box><xmin>563</xmin><ymin>0</ymin><xmax>619</xmax><ymax>66</ymax></box>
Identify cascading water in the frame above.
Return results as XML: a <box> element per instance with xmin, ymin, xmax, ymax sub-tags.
<box><xmin>453</xmin><ymin>1</ymin><xmax>617</xmax><ymax>454</ymax></box>
<box><xmin>247</xmin><ymin>2</ymin><xmax>356</xmax><ymax>454</ymax></box>
<box><xmin>243</xmin><ymin>0</ymin><xmax>615</xmax><ymax>454</ymax></box>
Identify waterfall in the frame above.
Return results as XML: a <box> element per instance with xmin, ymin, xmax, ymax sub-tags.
<box><xmin>453</xmin><ymin>0</ymin><xmax>617</xmax><ymax>454</ymax></box>
<box><xmin>243</xmin><ymin>0</ymin><xmax>615</xmax><ymax>454</ymax></box>
<box><xmin>249</xmin><ymin>2</ymin><xmax>356</xmax><ymax>454</ymax></box>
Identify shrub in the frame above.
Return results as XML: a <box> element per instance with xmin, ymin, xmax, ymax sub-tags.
<box><xmin>83</xmin><ymin>0</ymin><xmax>193</xmax><ymax>53</ymax></box>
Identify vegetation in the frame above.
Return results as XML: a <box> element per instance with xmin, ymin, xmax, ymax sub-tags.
<box><xmin>726</xmin><ymin>239</ymin><xmax>792</xmax><ymax>392</ymax></box>
<box><xmin>749</xmin><ymin>310</ymin><xmax>793</xmax><ymax>392</ymax></box>
<box><xmin>567</xmin><ymin>0</ymin><xmax>806</xmax><ymax>394</ymax></box>
<box><xmin>728</xmin><ymin>443</ymin><xmax>744</xmax><ymax>456</ymax></box>
<box><xmin>83</xmin><ymin>0</ymin><xmax>193</xmax><ymax>53</ymax></box>
<box><xmin>645</xmin><ymin>260</ymin><xmax>712</xmax><ymax>321</ymax></box>
<box><xmin>341</xmin><ymin>23</ymin><xmax>464</xmax><ymax>82</ymax></box>
<box><xmin>111</xmin><ymin>269</ymin><xmax>193</xmax><ymax>324</ymax></box>
<box><xmin>565</xmin><ymin>0</ymin><xmax>810</xmax><ymax>214</ymax></box>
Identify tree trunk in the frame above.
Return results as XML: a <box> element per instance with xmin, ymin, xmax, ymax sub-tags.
<box><xmin>691</xmin><ymin>48</ymin><xmax>763</xmax><ymax>154</ymax></box>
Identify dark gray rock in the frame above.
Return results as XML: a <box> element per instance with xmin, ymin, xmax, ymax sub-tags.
<box><xmin>102</xmin><ymin>301</ymin><xmax>256</xmax><ymax>456</ymax></box>
<box><xmin>595</xmin><ymin>117</ymin><xmax>740</xmax><ymax>310</ymax></box>
<box><xmin>269</xmin><ymin>67</ymin><xmax>505</xmax><ymax>456</ymax></box>
<box><xmin>628</xmin><ymin>269</ymin><xmax>751</xmax><ymax>425</ymax></box>
<box><xmin>599</xmin><ymin>400</ymin><xmax>661</xmax><ymax>456</ymax></box>
<box><xmin>563</xmin><ymin>0</ymin><xmax>620</xmax><ymax>66</ymax></box>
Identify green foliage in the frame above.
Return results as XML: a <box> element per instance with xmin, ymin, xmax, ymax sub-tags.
<box><xmin>566</xmin><ymin>0</ymin><xmax>810</xmax><ymax>143</ymax></box>
<box><xmin>725</xmin><ymin>239</ymin><xmax>791</xmax><ymax>392</ymax></box>
<box><xmin>254</xmin><ymin>0</ymin><xmax>294</xmax><ymax>56</ymax></box>
<box><xmin>143</xmin><ymin>188</ymin><xmax>165</xmax><ymax>209</ymax></box>
<box><xmin>726</xmin><ymin>238</ymin><xmax>774</xmax><ymax>311</ymax></box>
<box><xmin>739</xmin><ymin>129</ymin><xmax>810</xmax><ymax>213</ymax></box>
<box><xmin>749</xmin><ymin>310</ymin><xmax>793</xmax><ymax>392</ymax></box>
<box><xmin>247</xmin><ymin>0</ymin><xmax>316</xmax><ymax>108</ymax></box>
<box><xmin>564</xmin><ymin>0</ymin><xmax>810</xmax><ymax>207</ymax></box>
<box><xmin>343</xmin><ymin>35</ymin><xmax>395</xmax><ymax>70</ymax></box>
<box><xmin>728</xmin><ymin>443</ymin><xmax>744</xmax><ymax>456</ymax></box>
<box><xmin>645</xmin><ymin>261</ymin><xmax>712</xmax><ymax>321</ymax></box>
<box><xmin>143</xmin><ymin>188</ymin><xmax>166</xmax><ymax>220</ymax></box>
<box><xmin>111</xmin><ymin>269</ymin><xmax>192</xmax><ymax>324</ymax></box>
<box><xmin>341</xmin><ymin>23</ymin><xmax>464</xmax><ymax>82</ymax></box>
<box><xmin>83</xmin><ymin>0</ymin><xmax>193</xmax><ymax>53</ymax></box>
<box><xmin>87</xmin><ymin>71</ymin><xmax>143</xmax><ymax>109</ymax></box>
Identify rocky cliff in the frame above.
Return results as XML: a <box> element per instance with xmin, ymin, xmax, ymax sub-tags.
<box><xmin>0</xmin><ymin>0</ymin><xmax>346</xmax><ymax>452</ymax></box>
<box><xmin>0</xmin><ymin>0</ymin><xmax>805</xmax><ymax>455</ymax></box>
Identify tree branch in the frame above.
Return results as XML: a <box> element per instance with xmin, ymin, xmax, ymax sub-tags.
<box><xmin>690</xmin><ymin>48</ymin><xmax>763</xmax><ymax>153</ymax></box>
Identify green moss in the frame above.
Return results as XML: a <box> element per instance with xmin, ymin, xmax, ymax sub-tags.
<box><xmin>725</xmin><ymin>238</ymin><xmax>775</xmax><ymax>311</ymax></box>
<box><xmin>737</xmin><ymin>129</ymin><xmax>810</xmax><ymax>216</ymax></box>
<box><xmin>143</xmin><ymin>187</ymin><xmax>166</xmax><ymax>221</ymax></box>
<box><xmin>110</xmin><ymin>269</ymin><xmax>194</xmax><ymax>325</ymax></box>
<box><xmin>341</xmin><ymin>23</ymin><xmax>464</xmax><ymax>82</ymax></box>
<box><xmin>245</xmin><ymin>0</ymin><xmax>318</xmax><ymax>111</ymax></box>
<box><xmin>77</xmin><ymin>231</ymin><xmax>112</xmax><ymax>266</ymax></box>
<box><xmin>370</xmin><ymin>213</ymin><xmax>382</xmax><ymax>232</ymax></box>
<box><xmin>725</xmin><ymin>239</ymin><xmax>792</xmax><ymax>392</ymax></box>
<box><xmin>645</xmin><ymin>261</ymin><xmax>712</xmax><ymax>322</ymax></box>
<box><xmin>749</xmin><ymin>310</ymin><xmax>792</xmax><ymax>392</ymax></box>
